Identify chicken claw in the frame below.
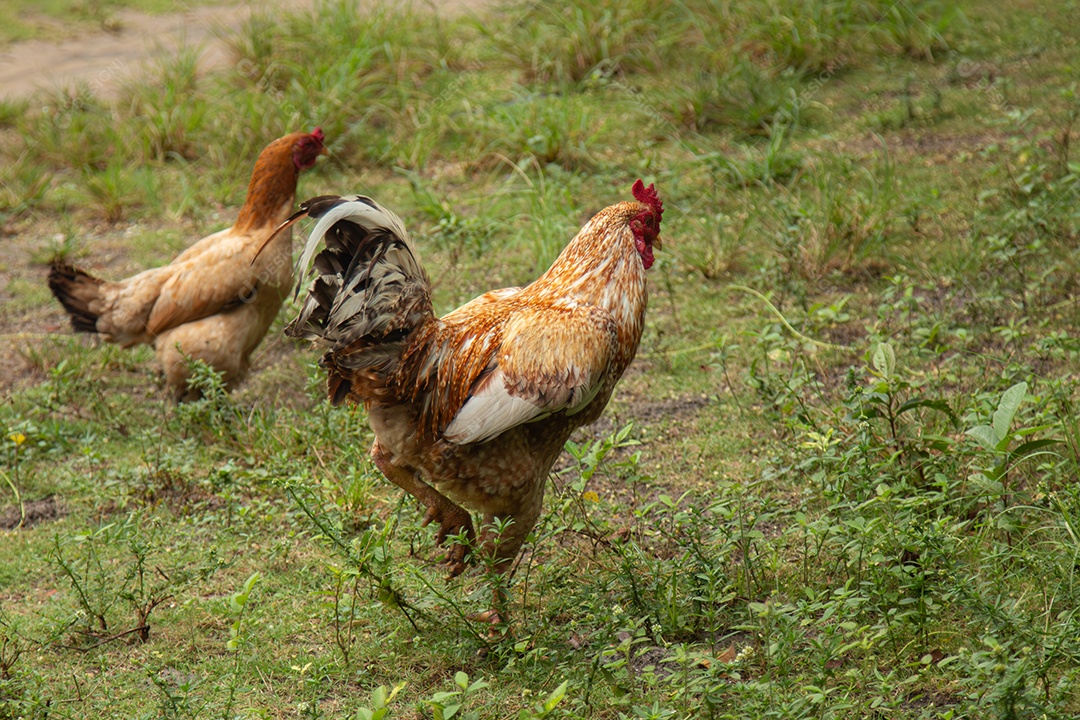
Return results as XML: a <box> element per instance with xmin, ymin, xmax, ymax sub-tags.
<box><xmin>421</xmin><ymin>503</ymin><xmax>474</xmax><ymax>577</ymax></box>
<box><xmin>468</xmin><ymin>606</ymin><xmax>509</xmax><ymax>650</ymax></box>
<box><xmin>370</xmin><ymin>441</ymin><xmax>476</xmax><ymax>576</ymax></box>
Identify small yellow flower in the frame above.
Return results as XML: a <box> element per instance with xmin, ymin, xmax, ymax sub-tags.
<box><xmin>582</xmin><ymin>491</ymin><xmax>599</xmax><ymax>503</ymax></box>
<box><xmin>9</xmin><ymin>432</ymin><xmax>25</xmax><ymax>446</ymax></box>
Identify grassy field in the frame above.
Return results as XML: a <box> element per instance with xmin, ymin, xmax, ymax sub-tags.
<box><xmin>2</xmin><ymin>0</ymin><xmax>1080</xmax><ymax>717</ymax></box>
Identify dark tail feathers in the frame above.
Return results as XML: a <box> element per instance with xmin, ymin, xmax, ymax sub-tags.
<box><xmin>285</xmin><ymin>195</ymin><xmax>433</xmax><ymax>405</ymax></box>
<box><xmin>48</xmin><ymin>262</ymin><xmax>103</xmax><ymax>333</ymax></box>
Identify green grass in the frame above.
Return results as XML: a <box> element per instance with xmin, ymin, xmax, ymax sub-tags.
<box><xmin>2</xmin><ymin>0</ymin><xmax>1080</xmax><ymax>718</ymax></box>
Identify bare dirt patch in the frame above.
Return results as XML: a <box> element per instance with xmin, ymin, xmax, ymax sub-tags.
<box><xmin>0</xmin><ymin>0</ymin><xmax>492</xmax><ymax>100</ymax></box>
<box><xmin>0</xmin><ymin>494</ymin><xmax>64</xmax><ymax>529</ymax></box>
<box><xmin>0</xmin><ymin>4</ymin><xmax>260</xmax><ymax>100</ymax></box>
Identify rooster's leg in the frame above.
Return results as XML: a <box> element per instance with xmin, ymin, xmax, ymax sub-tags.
<box><xmin>370</xmin><ymin>441</ymin><xmax>474</xmax><ymax>577</ymax></box>
<box><xmin>477</xmin><ymin>474</ymin><xmax>546</xmax><ymax>574</ymax></box>
<box><xmin>469</xmin><ymin>498</ymin><xmax>545</xmax><ymax>630</ymax></box>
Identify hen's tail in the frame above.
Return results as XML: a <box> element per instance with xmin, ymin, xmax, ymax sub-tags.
<box><xmin>48</xmin><ymin>262</ymin><xmax>104</xmax><ymax>333</ymax></box>
<box><xmin>283</xmin><ymin>195</ymin><xmax>434</xmax><ymax>405</ymax></box>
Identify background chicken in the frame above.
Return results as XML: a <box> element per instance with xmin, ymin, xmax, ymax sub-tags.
<box><xmin>278</xmin><ymin>180</ymin><xmax>663</xmax><ymax>586</ymax></box>
<box><xmin>47</xmin><ymin>128</ymin><xmax>326</xmax><ymax>400</ymax></box>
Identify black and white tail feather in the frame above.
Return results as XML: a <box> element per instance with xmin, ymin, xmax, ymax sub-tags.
<box><xmin>278</xmin><ymin>195</ymin><xmax>434</xmax><ymax>404</ymax></box>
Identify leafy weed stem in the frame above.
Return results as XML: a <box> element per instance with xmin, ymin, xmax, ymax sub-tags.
<box><xmin>284</xmin><ymin>480</ymin><xmax>422</xmax><ymax>631</ymax></box>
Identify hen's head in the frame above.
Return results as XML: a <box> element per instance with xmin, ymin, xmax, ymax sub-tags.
<box><xmin>253</xmin><ymin>128</ymin><xmax>327</xmax><ymax>175</ymax></box>
<box><xmin>292</xmin><ymin>127</ymin><xmax>326</xmax><ymax>171</ymax></box>
<box><xmin>629</xmin><ymin>179</ymin><xmax>663</xmax><ymax>270</ymax></box>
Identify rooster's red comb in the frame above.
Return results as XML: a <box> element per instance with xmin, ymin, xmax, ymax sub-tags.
<box><xmin>311</xmin><ymin>127</ymin><xmax>325</xmax><ymax>143</ymax></box>
<box><xmin>632</xmin><ymin>179</ymin><xmax>663</xmax><ymax>223</ymax></box>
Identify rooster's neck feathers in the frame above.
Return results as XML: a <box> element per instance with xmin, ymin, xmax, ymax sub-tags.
<box><xmin>526</xmin><ymin>203</ymin><xmax>649</xmax><ymax>345</ymax></box>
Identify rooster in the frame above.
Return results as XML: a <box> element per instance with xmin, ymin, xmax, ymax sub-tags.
<box><xmin>276</xmin><ymin>180</ymin><xmax>662</xmax><ymax>599</ymax></box>
<box><xmin>48</xmin><ymin>129</ymin><xmax>326</xmax><ymax>400</ymax></box>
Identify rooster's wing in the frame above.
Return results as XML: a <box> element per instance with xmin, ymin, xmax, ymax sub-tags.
<box><xmin>442</xmin><ymin>303</ymin><xmax>618</xmax><ymax>445</ymax></box>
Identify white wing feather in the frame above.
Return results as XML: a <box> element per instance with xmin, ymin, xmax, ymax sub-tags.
<box><xmin>443</xmin><ymin>368</ymin><xmax>549</xmax><ymax>445</ymax></box>
<box><xmin>443</xmin><ymin>365</ymin><xmax>606</xmax><ymax>445</ymax></box>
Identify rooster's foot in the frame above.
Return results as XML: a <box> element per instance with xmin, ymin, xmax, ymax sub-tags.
<box><xmin>468</xmin><ymin>608</ymin><xmax>509</xmax><ymax>652</ymax></box>
<box><xmin>421</xmin><ymin>503</ymin><xmax>474</xmax><ymax>578</ymax></box>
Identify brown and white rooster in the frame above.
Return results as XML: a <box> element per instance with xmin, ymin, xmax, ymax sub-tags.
<box><xmin>276</xmin><ymin>180</ymin><xmax>663</xmax><ymax>584</ymax></box>
<box><xmin>48</xmin><ymin>128</ymin><xmax>326</xmax><ymax>400</ymax></box>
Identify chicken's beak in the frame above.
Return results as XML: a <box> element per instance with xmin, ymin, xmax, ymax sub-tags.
<box><xmin>653</xmin><ymin>235</ymin><xmax>663</xmax><ymax>250</ymax></box>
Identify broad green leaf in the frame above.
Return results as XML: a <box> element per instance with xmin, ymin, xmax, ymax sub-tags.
<box><xmin>966</xmin><ymin>425</ymin><xmax>999</xmax><ymax>452</ymax></box>
<box><xmin>921</xmin><ymin>434</ymin><xmax>955</xmax><ymax>452</ymax></box>
<box><xmin>897</xmin><ymin>398</ymin><xmax>957</xmax><ymax>424</ymax></box>
<box><xmin>872</xmin><ymin>343</ymin><xmax>896</xmax><ymax>379</ymax></box>
<box><xmin>992</xmin><ymin>381</ymin><xmax>1027</xmax><ymax>442</ymax></box>
<box><xmin>1010</xmin><ymin>438</ymin><xmax>1060</xmax><ymax>460</ymax></box>
<box><xmin>544</xmin><ymin>681</ymin><xmax>569</xmax><ymax>712</ymax></box>
<box><xmin>1015</xmin><ymin>423</ymin><xmax>1054</xmax><ymax>438</ymax></box>
<box><xmin>243</xmin><ymin>571</ymin><xmax>261</xmax><ymax>593</ymax></box>
<box><xmin>431</xmin><ymin>691</ymin><xmax>460</xmax><ymax>703</ymax></box>
<box><xmin>970</xmin><ymin>472</ymin><xmax>1003</xmax><ymax>494</ymax></box>
<box><xmin>466</xmin><ymin>679</ymin><xmax>489</xmax><ymax>694</ymax></box>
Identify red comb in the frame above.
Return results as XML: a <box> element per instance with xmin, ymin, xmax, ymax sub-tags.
<box><xmin>311</xmin><ymin>127</ymin><xmax>325</xmax><ymax>143</ymax></box>
<box><xmin>632</xmin><ymin>179</ymin><xmax>663</xmax><ymax>222</ymax></box>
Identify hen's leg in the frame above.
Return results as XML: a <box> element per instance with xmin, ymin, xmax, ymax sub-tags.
<box><xmin>370</xmin><ymin>440</ymin><xmax>474</xmax><ymax>577</ymax></box>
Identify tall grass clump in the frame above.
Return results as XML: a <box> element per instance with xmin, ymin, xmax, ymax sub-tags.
<box><xmin>478</xmin><ymin>90</ymin><xmax>606</xmax><ymax>171</ymax></box>
<box><xmin>224</xmin><ymin>0</ymin><xmax>467</xmax><ymax>166</ymax></box>
<box><xmin>487</xmin><ymin>0</ymin><xmax>683</xmax><ymax>87</ymax></box>
<box><xmin>666</xmin><ymin>0</ymin><xmax>962</xmax><ymax>132</ymax></box>
<box><xmin>118</xmin><ymin>46</ymin><xmax>209</xmax><ymax>163</ymax></box>
<box><xmin>746</xmin><ymin>146</ymin><xmax>899</xmax><ymax>281</ymax></box>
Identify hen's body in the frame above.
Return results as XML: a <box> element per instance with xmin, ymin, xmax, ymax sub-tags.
<box><xmin>48</xmin><ymin>129</ymin><xmax>325</xmax><ymax>400</ymax></box>
<box><xmin>282</xmin><ymin>182</ymin><xmax>663</xmax><ymax>574</ymax></box>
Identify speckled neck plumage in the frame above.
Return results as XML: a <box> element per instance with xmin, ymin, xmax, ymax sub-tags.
<box><xmin>526</xmin><ymin>203</ymin><xmax>650</xmax><ymax>358</ymax></box>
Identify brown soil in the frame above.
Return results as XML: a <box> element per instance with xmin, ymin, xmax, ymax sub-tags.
<box><xmin>0</xmin><ymin>4</ymin><xmax>264</xmax><ymax>100</ymax></box>
<box><xmin>0</xmin><ymin>0</ymin><xmax>491</xmax><ymax>100</ymax></box>
<box><xmin>0</xmin><ymin>494</ymin><xmax>64</xmax><ymax>530</ymax></box>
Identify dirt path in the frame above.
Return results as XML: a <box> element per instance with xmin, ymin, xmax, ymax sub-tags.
<box><xmin>0</xmin><ymin>0</ymin><xmax>489</xmax><ymax>100</ymax></box>
<box><xmin>0</xmin><ymin>4</ymin><xmax>258</xmax><ymax>99</ymax></box>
